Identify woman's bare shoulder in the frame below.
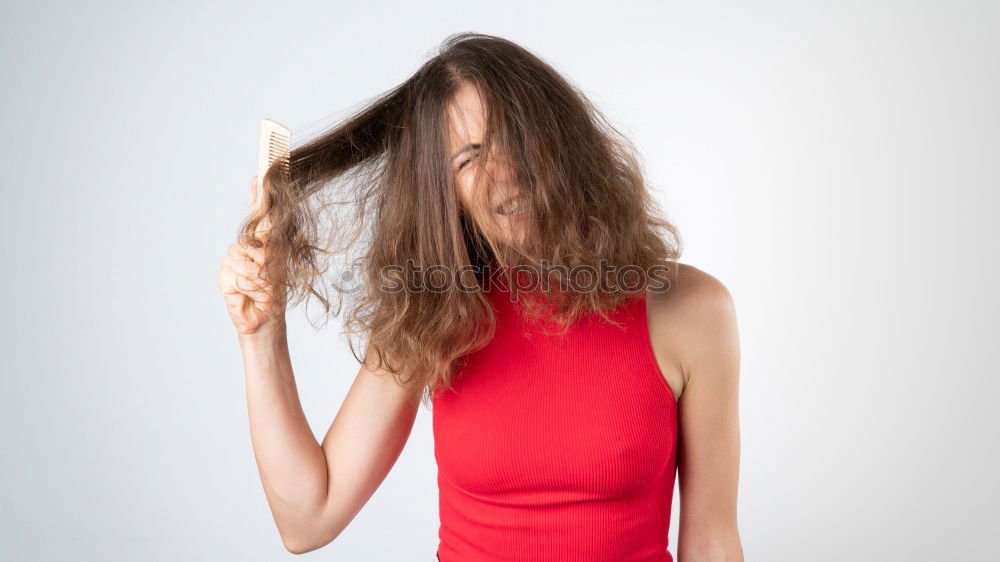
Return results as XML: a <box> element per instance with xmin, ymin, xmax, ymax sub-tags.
<box><xmin>647</xmin><ymin>262</ymin><xmax>734</xmax><ymax>313</ymax></box>
<box><xmin>645</xmin><ymin>263</ymin><xmax>738</xmax><ymax>388</ymax></box>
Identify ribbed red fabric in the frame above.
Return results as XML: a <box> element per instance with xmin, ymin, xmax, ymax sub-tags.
<box><xmin>432</xmin><ymin>269</ymin><xmax>679</xmax><ymax>561</ymax></box>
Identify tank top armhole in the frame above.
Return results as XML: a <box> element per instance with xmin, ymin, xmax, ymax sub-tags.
<box><xmin>635</xmin><ymin>291</ymin><xmax>679</xmax><ymax>407</ymax></box>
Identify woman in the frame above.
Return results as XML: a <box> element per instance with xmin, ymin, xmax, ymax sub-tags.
<box><xmin>218</xmin><ymin>32</ymin><xmax>743</xmax><ymax>561</ymax></box>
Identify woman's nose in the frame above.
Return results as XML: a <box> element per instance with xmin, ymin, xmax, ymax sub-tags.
<box><xmin>482</xmin><ymin>154</ymin><xmax>519</xmax><ymax>190</ymax></box>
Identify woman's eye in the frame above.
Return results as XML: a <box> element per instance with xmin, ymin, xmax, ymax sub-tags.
<box><xmin>457</xmin><ymin>152</ymin><xmax>479</xmax><ymax>171</ymax></box>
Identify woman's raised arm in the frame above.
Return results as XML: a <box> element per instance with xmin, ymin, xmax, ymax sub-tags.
<box><xmin>219</xmin><ymin>176</ymin><xmax>421</xmax><ymax>553</ymax></box>
<box><xmin>238</xmin><ymin>329</ymin><xmax>420</xmax><ymax>554</ymax></box>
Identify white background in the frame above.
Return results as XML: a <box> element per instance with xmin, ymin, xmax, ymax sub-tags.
<box><xmin>1</xmin><ymin>1</ymin><xmax>997</xmax><ymax>560</ymax></box>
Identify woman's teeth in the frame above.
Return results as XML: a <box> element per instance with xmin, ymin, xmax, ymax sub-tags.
<box><xmin>496</xmin><ymin>197</ymin><xmax>525</xmax><ymax>216</ymax></box>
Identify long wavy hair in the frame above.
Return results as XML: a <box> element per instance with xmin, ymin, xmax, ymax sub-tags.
<box><xmin>238</xmin><ymin>32</ymin><xmax>682</xmax><ymax>407</ymax></box>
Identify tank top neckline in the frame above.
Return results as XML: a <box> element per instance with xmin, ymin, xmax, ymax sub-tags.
<box><xmin>433</xmin><ymin>259</ymin><xmax>679</xmax><ymax>561</ymax></box>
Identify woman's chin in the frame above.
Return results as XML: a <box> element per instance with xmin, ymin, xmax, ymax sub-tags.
<box><xmin>477</xmin><ymin>210</ymin><xmax>530</xmax><ymax>248</ymax></box>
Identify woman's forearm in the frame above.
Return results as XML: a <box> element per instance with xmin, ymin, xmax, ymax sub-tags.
<box><xmin>239</xmin><ymin>324</ymin><xmax>330</xmax><ymax>549</ymax></box>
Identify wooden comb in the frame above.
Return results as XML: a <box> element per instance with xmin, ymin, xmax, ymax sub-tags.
<box><xmin>255</xmin><ymin>118</ymin><xmax>291</xmax><ymax>236</ymax></box>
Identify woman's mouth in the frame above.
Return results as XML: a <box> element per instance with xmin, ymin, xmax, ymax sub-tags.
<box><xmin>494</xmin><ymin>195</ymin><xmax>526</xmax><ymax>216</ymax></box>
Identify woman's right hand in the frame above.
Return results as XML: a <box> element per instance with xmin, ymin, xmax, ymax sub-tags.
<box><xmin>218</xmin><ymin>176</ymin><xmax>287</xmax><ymax>336</ymax></box>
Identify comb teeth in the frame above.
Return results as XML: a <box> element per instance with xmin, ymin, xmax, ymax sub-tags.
<box><xmin>259</xmin><ymin>119</ymin><xmax>291</xmax><ymax>176</ymax></box>
<box><xmin>256</xmin><ymin>119</ymin><xmax>292</xmax><ymax>234</ymax></box>
<box><xmin>268</xmin><ymin>133</ymin><xmax>290</xmax><ymax>175</ymax></box>
<box><xmin>266</xmin><ymin>130</ymin><xmax>291</xmax><ymax>172</ymax></box>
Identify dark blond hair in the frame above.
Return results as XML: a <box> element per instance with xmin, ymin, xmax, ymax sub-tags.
<box><xmin>238</xmin><ymin>32</ymin><xmax>681</xmax><ymax>407</ymax></box>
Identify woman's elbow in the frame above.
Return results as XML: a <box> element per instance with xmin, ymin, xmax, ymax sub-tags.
<box><xmin>281</xmin><ymin>527</ymin><xmax>337</xmax><ymax>555</ymax></box>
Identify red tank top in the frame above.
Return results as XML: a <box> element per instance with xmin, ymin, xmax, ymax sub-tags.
<box><xmin>432</xmin><ymin>268</ymin><xmax>680</xmax><ymax>561</ymax></box>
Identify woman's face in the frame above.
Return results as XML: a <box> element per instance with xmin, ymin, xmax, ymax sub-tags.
<box><xmin>445</xmin><ymin>82</ymin><xmax>528</xmax><ymax>248</ymax></box>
